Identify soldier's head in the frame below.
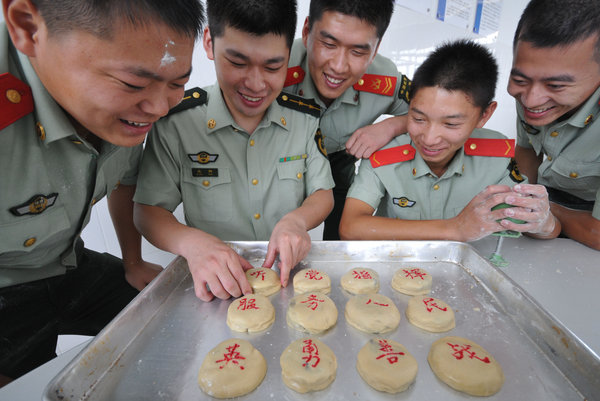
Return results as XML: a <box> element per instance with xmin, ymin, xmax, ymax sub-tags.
<box><xmin>203</xmin><ymin>0</ymin><xmax>297</xmax><ymax>134</ymax></box>
<box><xmin>302</xmin><ymin>0</ymin><xmax>394</xmax><ymax>106</ymax></box>
<box><xmin>3</xmin><ymin>0</ymin><xmax>204</xmax><ymax>147</ymax></box>
<box><xmin>508</xmin><ymin>0</ymin><xmax>600</xmax><ymax>127</ymax></box>
<box><xmin>407</xmin><ymin>40</ymin><xmax>498</xmax><ymax>176</ymax></box>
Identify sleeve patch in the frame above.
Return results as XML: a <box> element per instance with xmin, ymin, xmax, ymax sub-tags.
<box><xmin>507</xmin><ymin>158</ymin><xmax>525</xmax><ymax>183</ymax></box>
<box><xmin>314</xmin><ymin>128</ymin><xmax>327</xmax><ymax>158</ymax></box>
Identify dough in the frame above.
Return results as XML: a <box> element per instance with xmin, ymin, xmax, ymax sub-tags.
<box><xmin>428</xmin><ymin>336</ymin><xmax>504</xmax><ymax>396</ymax></box>
<box><xmin>198</xmin><ymin>338</ymin><xmax>267</xmax><ymax>398</ymax></box>
<box><xmin>406</xmin><ymin>295</ymin><xmax>455</xmax><ymax>333</ymax></box>
<box><xmin>245</xmin><ymin>267</ymin><xmax>281</xmax><ymax>296</ymax></box>
<box><xmin>293</xmin><ymin>268</ymin><xmax>331</xmax><ymax>294</ymax></box>
<box><xmin>345</xmin><ymin>294</ymin><xmax>401</xmax><ymax>334</ymax></box>
<box><xmin>391</xmin><ymin>267</ymin><xmax>432</xmax><ymax>295</ymax></box>
<box><xmin>356</xmin><ymin>338</ymin><xmax>418</xmax><ymax>393</ymax></box>
<box><xmin>280</xmin><ymin>337</ymin><xmax>337</xmax><ymax>393</ymax></box>
<box><xmin>340</xmin><ymin>267</ymin><xmax>379</xmax><ymax>294</ymax></box>
<box><xmin>286</xmin><ymin>292</ymin><xmax>338</xmax><ymax>334</ymax></box>
<box><xmin>226</xmin><ymin>294</ymin><xmax>275</xmax><ymax>333</ymax></box>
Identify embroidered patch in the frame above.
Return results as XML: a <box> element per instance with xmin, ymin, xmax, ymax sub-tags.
<box><xmin>520</xmin><ymin>119</ymin><xmax>540</xmax><ymax>135</ymax></box>
<box><xmin>314</xmin><ymin>128</ymin><xmax>327</xmax><ymax>157</ymax></box>
<box><xmin>507</xmin><ymin>158</ymin><xmax>525</xmax><ymax>183</ymax></box>
<box><xmin>192</xmin><ymin>168</ymin><xmax>218</xmax><ymax>177</ymax></box>
<box><xmin>188</xmin><ymin>152</ymin><xmax>218</xmax><ymax>164</ymax></box>
<box><xmin>10</xmin><ymin>193</ymin><xmax>58</xmax><ymax>216</ymax></box>
<box><xmin>393</xmin><ymin>196</ymin><xmax>416</xmax><ymax>208</ymax></box>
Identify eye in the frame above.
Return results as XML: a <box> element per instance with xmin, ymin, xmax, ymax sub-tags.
<box><xmin>321</xmin><ymin>40</ymin><xmax>335</xmax><ymax>49</ymax></box>
<box><xmin>510</xmin><ymin>77</ymin><xmax>527</xmax><ymax>86</ymax></box>
<box><xmin>547</xmin><ymin>84</ymin><xmax>566</xmax><ymax>90</ymax></box>
<box><xmin>265</xmin><ymin>65</ymin><xmax>283</xmax><ymax>73</ymax></box>
<box><xmin>123</xmin><ymin>82</ymin><xmax>145</xmax><ymax>90</ymax></box>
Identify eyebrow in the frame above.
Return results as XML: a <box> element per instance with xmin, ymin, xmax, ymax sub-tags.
<box><xmin>319</xmin><ymin>30</ymin><xmax>372</xmax><ymax>51</ymax></box>
<box><xmin>225</xmin><ymin>48</ymin><xmax>286</xmax><ymax>64</ymax></box>
<box><xmin>125</xmin><ymin>66</ymin><xmax>193</xmax><ymax>82</ymax></box>
<box><xmin>510</xmin><ymin>68</ymin><xmax>575</xmax><ymax>83</ymax></box>
<box><xmin>411</xmin><ymin>107</ymin><xmax>466</xmax><ymax>119</ymax></box>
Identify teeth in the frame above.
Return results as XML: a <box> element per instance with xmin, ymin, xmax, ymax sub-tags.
<box><xmin>124</xmin><ymin>120</ymin><xmax>150</xmax><ymax>127</ymax></box>
<box><xmin>525</xmin><ymin>106</ymin><xmax>552</xmax><ymax>114</ymax></box>
<box><xmin>325</xmin><ymin>74</ymin><xmax>343</xmax><ymax>84</ymax></box>
<box><xmin>241</xmin><ymin>94</ymin><xmax>261</xmax><ymax>102</ymax></box>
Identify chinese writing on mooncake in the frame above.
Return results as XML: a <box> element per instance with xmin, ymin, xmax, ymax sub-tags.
<box><xmin>216</xmin><ymin>343</ymin><xmax>246</xmax><ymax>370</ymax></box>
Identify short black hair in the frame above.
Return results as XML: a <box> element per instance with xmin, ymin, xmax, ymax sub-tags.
<box><xmin>514</xmin><ymin>0</ymin><xmax>600</xmax><ymax>64</ymax></box>
<box><xmin>410</xmin><ymin>40</ymin><xmax>498</xmax><ymax>110</ymax></box>
<box><xmin>308</xmin><ymin>0</ymin><xmax>394</xmax><ymax>40</ymax></box>
<box><xmin>31</xmin><ymin>0</ymin><xmax>205</xmax><ymax>40</ymax></box>
<box><xmin>207</xmin><ymin>0</ymin><xmax>297</xmax><ymax>49</ymax></box>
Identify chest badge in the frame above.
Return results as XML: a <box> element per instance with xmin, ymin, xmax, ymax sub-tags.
<box><xmin>188</xmin><ymin>151</ymin><xmax>218</xmax><ymax>164</ymax></box>
<box><xmin>10</xmin><ymin>193</ymin><xmax>58</xmax><ymax>216</ymax></box>
<box><xmin>393</xmin><ymin>197</ymin><xmax>416</xmax><ymax>208</ymax></box>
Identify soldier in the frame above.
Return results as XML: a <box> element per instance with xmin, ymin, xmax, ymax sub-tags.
<box><xmin>285</xmin><ymin>0</ymin><xmax>410</xmax><ymax>239</ymax></box>
<box><xmin>0</xmin><ymin>0</ymin><xmax>204</xmax><ymax>383</ymax></box>
<box><xmin>339</xmin><ymin>40</ymin><xmax>559</xmax><ymax>241</ymax></box>
<box><xmin>133</xmin><ymin>0</ymin><xmax>334</xmax><ymax>302</ymax></box>
<box><xmin>509</xmin><ymin>0</ymin><xmax>600</xmax><ymax>249</ymax></box>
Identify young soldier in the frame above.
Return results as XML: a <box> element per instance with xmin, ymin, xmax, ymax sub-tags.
<box><xmin>339</xmin><ymin>40</ymin><xmax>560</xmax><ymax>241</ymax></box>
<box><xmin>0</xmin><ymin>0</ymin><xmax>204</xmax><ymax>383</ymax></box>
<box><xmin>285</xmin><ymin>0</ymin><xmax>410</xmax><ymax>239</ymax></box>
<box><xmin>509</xmin><ymin>0</ymin><xmax>600</xmax><ymax>250</ymax></box>
<box><xmin>134</xmin><ymin>0</ymin><xmax>334</xmax><ymax>302</ymax></box>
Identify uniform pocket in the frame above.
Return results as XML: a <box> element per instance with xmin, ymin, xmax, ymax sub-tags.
<box><xmin>181</xmin><ymin>167</ymin><xmax>233</xmax><ymax>222</ymax></box>
<box><xmin>276</xmin><ymin>159</ymin><xmax>306</xmax><ymax>206</ymax></box>
<box><xmin>550</xmin><ymin>156</ymin><xmax>600</xmax><ymax>194</ymax></box>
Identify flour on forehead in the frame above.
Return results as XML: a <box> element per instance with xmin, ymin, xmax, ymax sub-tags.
<box><xmin>160</xmin><ymin>40</ymin><xmax>177</xmax><ymax>66</ymax></box>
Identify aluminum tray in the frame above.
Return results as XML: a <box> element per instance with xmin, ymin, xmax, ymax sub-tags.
<box><xmin>43</xmin><ymin>241</ymin><xmax>600</xmax><ymax>400</ymax></box>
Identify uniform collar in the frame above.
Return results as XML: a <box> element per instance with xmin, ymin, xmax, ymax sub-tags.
<box><xmin>411</xmin><ymin>144</ymin><xmax>465</xmax><ymax>179</ymax></box>
<box><xmin>205</xmin><ymin>84</ymin><xmax>290</xmax><ymax>135</ymax></box>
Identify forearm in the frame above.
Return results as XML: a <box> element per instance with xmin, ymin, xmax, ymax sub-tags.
<box><xmin>550</xmin><ymin>203</ymin><xmax>600</xmax><ymax>249</ymax></box>
<box><xmin>384</xmin><ymin>115</ymin><xmax>408</xmax><ymax>137</ymax></box>
<box><xmin>282</xmin><ymin>189</ymin><xmax>334</xmax><ymax>231</ymax></box>
<box><xmin>107</xmin><ymin>184</ymin><xmax>142</xmax><ymax>262</ymax></box>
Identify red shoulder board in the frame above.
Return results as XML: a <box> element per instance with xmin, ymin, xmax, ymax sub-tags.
<box><xmin>370</xmin><ymin>144</ymin><xmax>416</xmax><ymax>168</ymax></box>
<box><xmin>464</xmin><ymin>138</ymin><xmax>515</xmax><ymax>157</ymax></box>
<box><xmin>284</xmin><ymin>66</ymin><xmax>305</xmax><ymax>87</ymax></box>
<box><xmin>353</xmin><ymin>73</ymin><xmax>397</xmax><ymax>96</ymax></box>
<box><xmin>1</xmin><ymin>73</ymin><xmax>34</xmax><ymax>131</ymax></box>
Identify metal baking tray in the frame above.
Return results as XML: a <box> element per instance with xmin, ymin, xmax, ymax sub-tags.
<box><xmin>43</xmin><ymin>241</ymin><xmax>600</xmax><ymax>400</ymax></box>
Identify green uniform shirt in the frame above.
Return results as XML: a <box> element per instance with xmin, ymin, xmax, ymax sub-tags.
<box><xmin>516</xmin><ymin>87</ymin><xmax>600</xmax><ymax>219</ymax></box>
<box><xmin>286</xmin><ymin>39</ymin><xmax>410</xmax><ymax>154</ymax></box>
<box><xmin>348</xmin><ymin>128</ymin><xmax>526</xmax><ymax>219</ymax></box>
<box><xmin>134</xmin><ymin>84</ymin><xmax>334</xmax><ymax>240</ymax></box>
<box><xmin>0</xmin><ymin>24</ymin><xmax>141</xmax><ymax>287</ymax></box>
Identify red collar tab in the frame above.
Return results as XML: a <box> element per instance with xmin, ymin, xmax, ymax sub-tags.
<box><xmin>370</xmin><ymin>144</ymin><xmax>416</xmax><ymax>168</ymax></box>
<box><xmin>353</xmin><ymin>73</ymin><xmax>397</xmax><ymax>96</ymax></box>
<box><xmin>284</xmin><ymin>66</ymin><xmax>305</xmax><ymax>87</ymax></box>
<box><xmin>464</xmin><ymin>138</ymin><xmax>515</xmax><ymax>157</ymax></box>
<box><xmin>1</xmin><ymin>73</ymin><xmax>34</xmax><ymax>131</ymax></box>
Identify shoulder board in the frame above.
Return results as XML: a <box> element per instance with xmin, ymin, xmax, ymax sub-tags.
<box><xmin>464</xmin><ymin>138</ymin><xmax>515</xmax><ymax>157</ymax></box>
<box><xmin>166</xmin><ymin>87</ymin><xmax>207</xmax><ymax>117</ymax></box>
<box><xmin>0</xmin><ymin>72</ymin><xmax>34</xmax><ymax>131</ymax></box>
<box><xmin>284</xmin><ymin>66</ymin><xmax>305</xmax><ymax>87</ymax></box>
<box><xmin>353</xmin><ymin>73</ymin><xmax>397</xmax><ymax>96</ymax></box>
<box><xmin>398</xmin><ymin>75</ymin><xmax>412</xmax><ymax>103</ymax></box>
<box><xmin>276</xmin><ymin>92</ymin><xmax>321</xmax><ymax>118</ymax></box>
<box><xmin>370</xmin><ymin>144</ymin><xmax>416</xmax><ymax>168</ymax></box>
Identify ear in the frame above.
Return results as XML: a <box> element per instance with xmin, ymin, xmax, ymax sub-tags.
<box><xmin>476</xmin><ymin>101</ymin><xmax>497</xmax><ymax>128</ymax></box>
<box><xmin>3</xmin><ymin>0</ymin><xmax>44</xmax><ymax>56</ymax></box>
<box><xmin>301</xmin><ymin>16</ymin><xmax>310</xmax><ymax>48</ymax></box>
<box><xmin>202</xmin><ymin>26</ymin><xmax>214</xmax><ymax>61</ymax></box>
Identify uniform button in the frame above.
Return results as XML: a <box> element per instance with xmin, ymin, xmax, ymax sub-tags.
<box><xmin>36</xmin><ymin>122</ymin><xmax>46</xmax><ymax>141</ymax></box>
<box><xmin>203</xmin><ymin>180</ymin><xmax>210</xmax><ymax>186</ymax></box>
<box><xmin>353</xmin><ymin>94</ymin><xmax>359</xmax><ymax>102</ymax></box>
<box><xmin>293</xmin><ymin>71</ymin><xmax>299</xmax><ymax>79</ymax></box>
<box><xmin>358</xmin><ymin>78</ymin><xmax>365</xmax><ymax>86</ymax></box>
<box><xmin>91</xmin><ymin>198</ymin><xmax>97</xmax><ymax>205</ymax></box>
<box><xmin>282</xmin><ymin>95</ymin><xmax>288</xmax><ymax>101</ymax></box>
<box><xmin>23</xmin><ymin>237</ymin><xmax>36</xmax><ymax>247</ymax></box>
<box><xmin>469</xmin><ymin>143</ymin><xmax>477</xmax><ymax>150</ymax></box>
<box><xmin>584</xmin><ymin>114</ymin><xmax>593</xmax><ymax>125</ymax></box>
<box><xmin>433</xmin><ymin>184</ymin><xmax>440</xmax><ymax>190</ymax></box>
<box><xmin>6</xmin><ymin>89</ymin><xmax>21</xmax><ymax>103</ymax></box>
<box><xmin>550</xmin><ymin>131</ymin><xmax>559</xmax><ymax>137</ymax></box>
<box><xmin>412</xmin><ymin>168</ymin><xmax>417</xmax><ymax>176</ymax></box>
<box><xmin>207</xmin><ymin>119</ymin><xmax>216</xmax><ymax>129</ymax></box>
<box><xmin>402</xmin><ymin>149</ymin><xmax>410</xmax><ymax>155</ymax></box>
<box><xmin>192</xmin><ymin>91</ymin><xmax>201</xmax><ymax>99</ymax></box>
<box><xmin>570</xmin><ymin>172</ymin><xmax>578</xmax><ymax>178</ymax></box>
<box><xmin>252</xmin><ymin>179</ymin><xmax>258</xmax><ymax>185</ymax></box>
<box><xmin>296</xmin><ymin>172</ymin><xmax>303</xmax><ymax>179</ymax></box>
<box><xmin>254</xmin><ymin>213</ymin><xmax>261</xmax><ymax>220</ymax></box>
<box><xmin>249</xmin><ymin>139</ymin><xmax>255</xmax><ymax>147</ymax></box>
<box><xmin>299</xmin><ymin>89</ymin><xmax>304</xmax><ymax>96</ymax></box>
<box><xmin>280</xmin><ymin>117</ymin><xmax>286</xmax><ymax>126</ymax></box>
<box><xmin>547</xmin><ymin>156</ymin><xmax>553</xmax><ymax>161</ymax></box>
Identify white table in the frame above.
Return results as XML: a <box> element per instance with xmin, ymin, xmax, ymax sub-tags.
<box><xmin>1</xmin><ymin>237</ymin><xmax>598</xmax><ymax>400</ymax></box>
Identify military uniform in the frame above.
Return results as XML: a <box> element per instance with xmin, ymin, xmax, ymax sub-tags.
<box><xmin>516</xmin><ymin>87</ymin><xmax>600</xmax><ymax>219</ymax></box>
<box><xmin>0</xmin><ymin>24</ymin><xmax>140</xmax><ymax>378</ymax></box>
<box><xmin>348</xmin><ymin>128</ymin><xmax>526</xmax><ymax>219</ymax></box>
<box><xmin>134</xmin><ymin>84</ymin><xmax>334</xmax><ymax>240</ymax></box>
<box><xmin>285</xmin><ymin>39</ymin><xmax>411</xmax><ymax>239</ymax></box>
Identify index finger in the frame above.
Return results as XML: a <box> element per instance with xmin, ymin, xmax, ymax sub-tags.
<box><xmin>277</xmin><ymin>241</ymin><xmax>293</xmax><ymax>288</ymax></box>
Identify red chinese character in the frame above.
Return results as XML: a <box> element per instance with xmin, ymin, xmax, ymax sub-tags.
<box><xmin>366</xmin><ymin>298</ymin><xmax>389</xmax><ymax>307</ymax></box>
<box><xmin>301</xmin><ymin>294</ymin><xmax>324</xmax><ymax>310</ymax></box>
<box><xmin>375</xmin><ymin>339</ymin><xmax>405</xmax><ymax>364</ymax></box>
<box><xmin>447</xmin><ymin>343</ymin><xmax>490</xmax><ymax>364</ymax></box>
<box><xmin>305</xmin><ymin>269</ymin><xmax>323</xmax><ymax>281</ymax></box>
<box><xmin>403</xmin><ymin>268</ymin><xmax>427</xmax><ymax>280</ymax></box>
<box><xmin>301</xmin><ymin>339</ymin><xmax>321</xmax><ymax>368</ymax></box>
<box><xmin>353</xmin><ymin>270</ymin><xmax>373</xmax><ymax>279</ymax></box>
<box><xmin>216</xmin><ymin>343</ymin><xmax>246</xmax><ymax>370</ymax></box>
<box><xmin>237</xmin><ymin>297</ymin><xmax>259</xmax><ymax>311</ymax></box>
<box><xmin>250</xmin><ymin>270</ymin><xmax>266</xmax><ymax>281</ymax></box>
<box><xmin>423</xmin><ymin>297</ymin><xmax>447</xmax><ymax>312</ymax></box>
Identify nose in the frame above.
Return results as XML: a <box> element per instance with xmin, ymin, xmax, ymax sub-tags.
<box><xmin>139</xmin><ymin>87</ymin><xmax>177</xmax><ymax>118</ymax></box>
<box><xmin>419</xmin><ymin>122</ymin><xmax>440</xmax><ymax>146</ymax></box>
<box><xmin>245</xmin><ymin>67</ymin><xmax>266</xmax><ymax>93</ymax></box>
<box><xmin>518</xmin><ymin>83</ymin><xmax>547</xmax><ymax>108</ymax></box>
<box><xmin>329</xmin><ymin>48</ymin><xmax>349</xmax><ymax>74</ymax></box>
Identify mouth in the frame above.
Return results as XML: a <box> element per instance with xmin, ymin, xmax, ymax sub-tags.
<box><xmin>240</xmin><ymin>93</ymin><xmax>263</xmax><ymax>103</ymax></box>
<box><xmin>121</xmin><ymin>119</ymin><xmax>152</xmax><ymax>128</ymax></box>
<box><xmin>524</xmin><ymin>105</ymin><xmax>555</xmax><ymax>114</ymax></box>
<box><xmin>324</xmin><ymin>73</ymin><xmax>345</xmax><ymax>88</ymax></box>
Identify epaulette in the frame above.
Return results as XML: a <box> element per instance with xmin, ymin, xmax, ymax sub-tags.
<box><xmin>370</xmin><ymin>144</ymin><xmax>416</xmax><ymax>168</ymax></box>
<box><xmin>353</xmin><ymin>73</ymin><xmax>397</xmax><ymax>96</ymax></box>
<box><xmin>1</xmin><ymin>73</ymin><xmax>34</xmax><ymax>131</ymax></box>
<box><xmin>166</xmin><ymin>87</ymin><xmax>207</xmax><ymax>117</ymax></box>
<box><xmin>284</xmin><ymin>66</ymin><xmax>305</xmax><ymax>87</ymax></box>
<box><xmin>464</xmin><ymin>138</ymin><xmax>515</xmax><ymax>157</ymax></box>
<box><xmin>276</xmin><ymin>92</ymin><xmax>321</xmax><ymax>118</ymax></box>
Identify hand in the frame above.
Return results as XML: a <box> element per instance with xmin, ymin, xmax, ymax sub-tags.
<box><xmin>263</xmin><ymin>214</ymin><xmax>311</xmax><ymax>287</ymax></box>
<box><xmin>453</xmin><ymin>185</ymin><xmax>513</xmax><ymax>241</ymax></box>
<box><xmin>499</xmin><ymin>184</ymin><xmax>557</xmax><ymax>236</ymax></box>
<box><xmin>182</xmin><ymin>233</ymin><xmax>254</xmax><ymax>302</ymax></box>
<box><xmin>123</xmin><ymin>259</ymin><xmax>163</xmax><ymax>291</ymax></box>
<box><xmin>345</xmin><ymin>118</ymin><xmax>398</xmax><ymax>159</ymax></box>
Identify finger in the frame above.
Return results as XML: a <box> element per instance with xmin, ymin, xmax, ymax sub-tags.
<box><xmin>192</xmin><ymin>276</ymin><xmax>215</xmax><ymax>302</ymax></box>
<box><xmin>278</xmin><ymin>241</ymin><xmax>293</xmax><ymax>287</ymax></box>
<box><xmin>345</xmin><ymin>130</ymin><xmax>361</xmax><ymax>150</ymax></box>
<box><xmin>238</xmin><ymin>255</ymin><xmax>255</xmax><ymax>271</ymax></box>
<box><xmin>205</xmin><ymin>272</ymin><xmax>232</xmax><ymax>300</ymax></box>
<box><xmin>262</xmin><ymin>242</ymin><xmax>277</xmax><ymax>268</ymax></box>
<box><xmin>512</xmin><ymin>183</ymin><xmax>548</xmax><ymax>198</ymax></box>
<box><xmin>229</xmin><ymin>259</ymin><xmax>252</xmax><ymax>296</ymax></box>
